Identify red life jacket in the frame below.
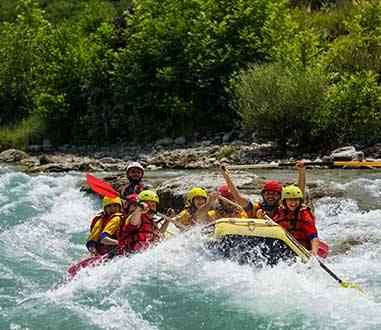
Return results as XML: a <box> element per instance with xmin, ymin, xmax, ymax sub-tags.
<box><xmin>120</xmin><ymin>183</ymin><xmax>146</xmax><ymax>199</ymax></box>
<box><xmin>90</xmin><ymin>211</ymin><xmax>124</xmax><ymax>255</ymax></box>
<box><xmin>274</xmin><ymin>205</ymin><xmax>315</xmax><ymax>250</ymax></box>
<box><xmin>118</xmin><ymin>214</ymin><xmax>161</xmax><ymax>254</ymax></box>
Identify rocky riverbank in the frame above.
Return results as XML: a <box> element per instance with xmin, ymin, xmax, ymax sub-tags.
<box><xmin>1</xmin><ymin>142</ymin><xmax>380</xmax><ymax>210</ymax></box>
<box><xmin>1</xmin><ymin>142</ymin><xmax>380</xmax><ymax>174</ymax></box>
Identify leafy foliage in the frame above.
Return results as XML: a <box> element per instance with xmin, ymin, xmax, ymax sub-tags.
<box><xmin>0</xmin><ymin>0</ymin><xmax>380</xmax><ymax>151</ymax></box>
<box><xmin>231</xmin><ymin>63</ymin><xmax>328</xmax><ymax>149</ymax></box>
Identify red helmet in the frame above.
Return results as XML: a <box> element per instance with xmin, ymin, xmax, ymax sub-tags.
<box><xmin>261</xmin><ymin>181</ymin><xmax>283</xmax><ymax>194</ymax></box>
<box><xmin>123</xmin><ymin>194</ymin><xmax>138</xmax><ymax>210</ymax></box>
<box><xmin>219</xmin><ymin>185</ymin><xmax>233</xmax><ymax>199</ymax></box>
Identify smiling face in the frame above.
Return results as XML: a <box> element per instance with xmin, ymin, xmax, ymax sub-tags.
<box><xmin>192</xmin><ymin>196</ymin><xmax>206</xmax><ymax>209</ymax></box>
<box><xmin>104</xmin><ymin>203</ymin><xmax>121</xmax><ymax>216</ymax></box>
<box><xmin>284</xmin><ymin>198</ymin><xmax>301</xmax><ymax>211</ymax></box>
<box><xmin>263</xmin><ymin>190</ymin><xmax>282</xmax><ymax>207</ymax></box>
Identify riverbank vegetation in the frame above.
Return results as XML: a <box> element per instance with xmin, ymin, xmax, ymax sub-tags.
<box><xmin>0</xmin><ymin>0</ymin><xmax>380</xmax><ymax>152</ymax></box>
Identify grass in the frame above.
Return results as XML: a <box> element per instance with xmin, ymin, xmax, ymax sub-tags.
<box><xmin>0</xmin><ymin>117</ymin><xmax>44</xmax><ymax>151</ymax></box>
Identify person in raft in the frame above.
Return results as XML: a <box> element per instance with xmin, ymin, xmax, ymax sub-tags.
<box><xmin>117</xmin><ymin>190</ymin><xmax>167</xmax><ymax>254</ymax></box>
<box><xmin>219</xmin><ymin>161</ymin><xmax>306</xmax><ymax>219</ymax></box>
<box><xmin>86</xmin><ymin>196</ymin><xmax>124</xmax><ymax>256</ymax></box>
<box><xmin>119</xmin><ymin>162</ymin><xmax>152</xmax><ymax>199</ymax></box>
<box><xmin>273</xmin><ymin>185</ymin><xmax>319</xmax><ymax>255</ymax></box>
<box><xmin>176</xmin><ymin>187</ymin><xmax>208</xmax><ymax>227</ymax></box>
<box><xmin>196</xmin><ymin>185</ymin><xmax>247</xmax><ymax>223</ymax></box>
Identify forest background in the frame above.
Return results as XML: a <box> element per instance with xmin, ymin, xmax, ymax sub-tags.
<box><xmin>0</xmin><ymin>0</ymin><xmax>380</xmax><ymax>153</ymax></box>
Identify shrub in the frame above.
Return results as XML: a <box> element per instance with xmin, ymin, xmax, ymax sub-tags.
<box><xmin>314</xmin><ymin>71</ymin><xmax>381</xmax><ymax>148</ymax></box>
<box><xmin>230</xmin><ymin>63</ymin><xmax>328</xmax><ymax>150</ymax></box>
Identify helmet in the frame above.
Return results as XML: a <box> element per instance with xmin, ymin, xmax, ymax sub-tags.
<box><xmin>137</xmin><ymin>190</ymin><xmax>159</xmax><ymax>204</ymax></box>
<box><xmin>123</xmin><ymin>194</ymin><xmax>138</xmax><ymax>209</ymax></box>
<box><xmin>188</xmin><ymin>187</ymin><xmax>208</xmax><ymax>203</ymax></box>
<box><xmin>102</xmin><ymin>196</ymin><xmax>123</xmax><ymax>208</ymax></box>
<box><xmin>282</xmin><ymin>185</ymin><xmax>303</xmax><ymax>200</ymax></box>
<box><xmin>261</xmin><ymin>181</ymin><xmax>283</xmax><ymax>194</ymax></box>
<box><xmin>126</xmin><ymin>162</ymin><xmax>144</xmax><ymax>175</ymax></box>
<box><xmin>219</xmin><ymin>185</ymin><xmax>233</xmax><ymax>199</ymax></box>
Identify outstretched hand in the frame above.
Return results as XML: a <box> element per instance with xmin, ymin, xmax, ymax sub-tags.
<box><xmin>220</xmin><ymin>164</ymin><xmax>229</xmax><ymax>176</ymax></box>
<box><xmin>295</xmin><ymin>160</ymin><xmax>306</xmax><ymax>171</ymax></box>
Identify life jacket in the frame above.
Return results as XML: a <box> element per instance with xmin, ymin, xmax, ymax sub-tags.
<box><xmin>120</xmin><ymin>183</ymin><xmax>146</xmax><ymax>199</ymax></box>
<box><xmin>90</xmin><ymin>211</ymin><xmax>124</xmax><ymax>255</ymax></box>
<box><xmin>245</xmin><ymin>201</ymin><xmax>280</xmax><ymax>218</ymax></box>
<box><xmin>259</xmin><ymin>202</ymin><xmax>281</xmax><ymax>218</ymax></box>
<box><xmin>274</xmin><ymin>204</ymin><xmax>314</xmax><ymax>250</ymax></box>
<box><xmin>214</xmin><ymin>204</ymin><xmax>243</xmax><ymax>219</ymax></box>
<box><xmin>118</xmin><ymin>214</ymin><xmax>161</xmax><ymax>254</ymax></box>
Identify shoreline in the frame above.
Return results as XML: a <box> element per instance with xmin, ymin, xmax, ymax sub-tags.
<box><xmin>0</xmin><ymin>142</ymin><xmax>380</xmax><ymax>173</ymax></box>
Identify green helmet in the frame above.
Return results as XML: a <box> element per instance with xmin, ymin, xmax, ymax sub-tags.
<box><xmin>137</xmin><ymin>190</ymin><xmax>160</xmax><ymax>204</ymax></box>
<box><xmin>282</xmin><ymin>185</ymin><xmax>303</xmax><ymax>200</ymax></box>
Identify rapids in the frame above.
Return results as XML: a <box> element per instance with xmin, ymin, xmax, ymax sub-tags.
<box><xmin>1</xmin><ymin>165</ymin><xmax>381</xmax><ymax>330</ymax></box>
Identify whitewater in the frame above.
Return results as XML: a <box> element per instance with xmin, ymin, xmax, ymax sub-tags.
<box><xmin>1</xmin><ymin>165</ymin><xmax>381</xmax><ymax>330</ymax></box>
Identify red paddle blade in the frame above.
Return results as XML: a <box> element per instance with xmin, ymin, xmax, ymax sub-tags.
<box><xmin>86</xmin><ymin>173</ymin><xmax>119</xmax><ymax>198</ymax></box>
<box><xmin>67</xmin><ymin>255</ymin><xmax>107</xmax><ymax>277</ymax></box>
<box><xmin>318</xmin><ymin>241</ymin><xmax>329</xmax><ymax>259</ymax></box>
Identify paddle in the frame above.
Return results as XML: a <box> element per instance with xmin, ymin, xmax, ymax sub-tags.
<box><xmin>263</xmin><ymin>214</ymin><xmax>363</xmax><ymax>292</ymax></box>
<box><xmin>86</xmin><ymin>173</ymin><xmax>191</xmax><ymax>231</ymax></box>
<box><xmin>226</xmin><ymin>161</ymin><xmax>381</xmax><ymax>170</ymax></box>
<box><xmin>218</xmin><ymin>195</ymin><xmax>329</xmax><ymax>259</ymax></box>
<box><xmin>67</xmin><ymin>254</ymin><xmax>108</xmax><ymax>277</ymax></box>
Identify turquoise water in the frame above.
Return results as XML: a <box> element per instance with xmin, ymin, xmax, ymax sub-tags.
<box><xmin>1</xmin><ymin>165</ymin><xmax>381</xmax><ymax>330</ymax></box>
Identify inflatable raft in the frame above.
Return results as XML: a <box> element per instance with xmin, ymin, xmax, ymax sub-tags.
<box><xmin>202</xmin><ymin>218</ymin><xmax>310</xmax><ymax>266</ymax></box>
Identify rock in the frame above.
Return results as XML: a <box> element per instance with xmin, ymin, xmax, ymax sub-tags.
<box><xmin>0</xmin><ymin>149</ymin><xmax>30</xmax><ymax>162</ymax></box>
<box><xmin>99</xmin><ymin>157</ymin><xmax>117</xmax><ymax>164</ymax></box>
<box><xmin>222</xmin><ymin>131</ymin><xmax>232</xmax><ymax>143</ymax></box>
<box><xmin>156</xmin><ymin>171</ymin><xmax>263</xmax><ymax>210</ymax></box>
<box><xmin>155</xmin><ymin>137</ymin><xmax>173</xmax><ymax>146</ymax></box>
<box><xmin>174</xmin><ymin>136</ymin><xmax>186</xmax><ymax>145</ymax></box>
<box><xmin>27</xmin><ymin>145</ymin><xmax>43</xmax><ymax>153</ymax></box>
<box><xmin>39</xmin><ymin>154</ymin><xmax>54</xmax><ymax>165</ymax></box>
<box><xmin>330</xmin><ymin>146</ymin><xmax>364</xmax><ymax>161</ymax></box>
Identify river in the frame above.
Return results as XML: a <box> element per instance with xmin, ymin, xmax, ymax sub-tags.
<box><xmin>1</xmin><ymin>165</ymin><xmax>381</xmax><ymax>330</ymax></box>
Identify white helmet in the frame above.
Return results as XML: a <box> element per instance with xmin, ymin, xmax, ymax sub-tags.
<box><xmin>126</xmin><ymin>161</ymin><xmax>144</xmax><ymax>175</ymax></box>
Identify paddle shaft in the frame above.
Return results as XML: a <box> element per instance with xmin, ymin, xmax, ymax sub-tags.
<box><xmin>217</xmin><ymin>195</ymin><xmax>245</xmax><ymax>211</ymax></box>
<box><xmin>226</xmin><ymin>161</ymin><xmax>381</xmax><ymax>170</ymax></box>
<box><xmin>263</xmin><ymin>214</ymin><xmax>360</xmax><ymax>290</ymax></box>
<box><xmin>125</xmin><ymin>197</ymin><xmax>191</xmax><ymax>231</ymax></box>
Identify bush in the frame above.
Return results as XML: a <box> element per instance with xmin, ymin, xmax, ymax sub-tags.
<box><xmin>314</xmin><ymin>71</ymin><xmax>381</xmax><ymax>148</ymax></box>
<box><xmin>230</xmin><ymin>63</ymin><xmax>328</xmax><ymax>150</ymax></box>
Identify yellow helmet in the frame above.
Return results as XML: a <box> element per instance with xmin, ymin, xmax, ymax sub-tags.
<box><xmin>188</xmin><ymin>187</ymin><xmax>207</xmax><ymax>203</ymax></box>
<box><xmin>137</xmin><ymin>190</ymin><xmax>160</xmax><ymax>204</ymax></box>
<box><xmin>282</xmin><ymin>185</ymin><xmax>303</xmax><ymax>200</ymax></box>
<box><xmin>102</xmin><ymin>196</ymin><xmax>123</xmax><ymax>208</ymax></box>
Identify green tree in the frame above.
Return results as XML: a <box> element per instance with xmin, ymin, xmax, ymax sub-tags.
<box><xmin>0</xmin><ymin>0</ymin><xmax>50</xmax><ymax>126</ymax></box>
<box><xmin>111</xmin><ymin>0</ymin><xmax>273</xmax><ymax>142</ymax></box>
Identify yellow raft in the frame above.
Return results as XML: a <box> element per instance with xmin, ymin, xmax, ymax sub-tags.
<box><xmin>202</xmin><ymin>218</ymin><xmax>310</xmax><ymax>265</ymax></box>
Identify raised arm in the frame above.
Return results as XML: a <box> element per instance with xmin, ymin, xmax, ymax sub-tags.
<box><xmin>296</xmin><ymin>160</ymin><xmax>306</xmax><ymax>194</ymax></box>
<box><xmin>196</xmin><ymin>191</ymin><xmax>218</xmax><ymax>223</ymax></box>
<box><xmin>219</xmin><ymin>165</ymin><xmax>250</xmax><ymax>208</ymax></box>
